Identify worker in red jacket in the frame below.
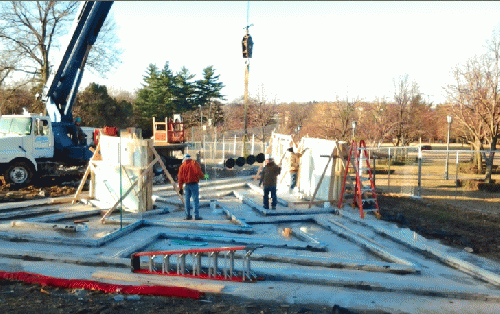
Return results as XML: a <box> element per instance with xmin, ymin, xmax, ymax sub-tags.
<box><xmin>178</xmin><ymin>154</ymin><xmax>204</xmax><ymax>220</ymax></box>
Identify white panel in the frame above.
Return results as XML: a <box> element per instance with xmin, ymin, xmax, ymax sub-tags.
<box><xmin>271</xmin><ymin>133</ymin><xmax>344</xmax><ymax>201</ymax></box>
<box><xmin>92</xmin><ymin>135</ymin><xmax>151</xmax><ymax>213</ymax></box>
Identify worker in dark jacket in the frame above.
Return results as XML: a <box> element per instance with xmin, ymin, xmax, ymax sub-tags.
<box><xmin>259</xmin><ymin>155</ymin><xmax>281</xmax><ymax>210</ymax></box>
<box><xmin>178</xmin><ymin>154</ymin><xmax>204</xmax><ymax>220</ymax></box>
<box><xmin>74</xmin><ymin>117</ymin><xmax>87</xmax><ymax>145</ymax></box>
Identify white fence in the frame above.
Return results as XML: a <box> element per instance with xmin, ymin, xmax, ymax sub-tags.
<box><xmin>186</xmin><ymin>134</ymin><xmax>267</xmax><ymax>161</ymax></box>
<box><xmin>365</xmin><ymin>146</ymin><xmax>500</xmax><ymax>198</ymax></box>
<box><xmin>187</xmin><ymin>132</ymin><xmax>500</xmax><ymax>201</ymax></box>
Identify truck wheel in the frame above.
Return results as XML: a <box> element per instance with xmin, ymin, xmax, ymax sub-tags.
<box><xmin>4</xmin><ymin>161</ymin><xmax>34</xmax><ymax>186</ymax></box>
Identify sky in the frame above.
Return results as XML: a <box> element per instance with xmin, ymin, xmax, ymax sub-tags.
<box><xmin>81</xmin><ymin>1</ymin><xmax>500</xmax><ymax>105</ymax></box>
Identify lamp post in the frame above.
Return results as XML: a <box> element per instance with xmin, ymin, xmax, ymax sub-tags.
<box><xmin>445</xmin><ymin>115</ymin><xmax>452</xmax><ymax>180</ymax></box>
<box><xmin>352</xmin><ymin>121</ymin><xmax>357</xmax><ymax>140</ymax></box>
<box><xmin>199</xmin><ymin>105</ymin><xmax>203</xmax><ymax>143</ymax></box>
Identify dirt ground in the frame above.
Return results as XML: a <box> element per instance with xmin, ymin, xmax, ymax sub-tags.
<box><xmin>0</xmin><ymin>170</ymin><xmax>499</xmax><ymax>313</ymax></box>
<box><xmin>1</xmin><ymin>280</ymin><xmax>368</xmax><ymax>314</ymax></box>
<box><xmin>378</xmin><ymin>194</ymin><xmax>500</xmax><ymax>263</ymax></box>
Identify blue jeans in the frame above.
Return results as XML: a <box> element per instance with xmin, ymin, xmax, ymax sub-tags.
<box><xmin>290</xmin><ymin>172</ymin><xmax>298</xmax><ymax>190</ymax></box>
<box><xmin>263</xmin><ymin>186</ymin><xmax>277</xmax><ymax>209</ymax></box>
<box><xmin>184</xmin><ymin>183</ymin><xmax>200</xmax><ymax>219</ymax></box>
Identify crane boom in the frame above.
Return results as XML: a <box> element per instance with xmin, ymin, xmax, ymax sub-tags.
<box><xmin>43</xmin><ymin>1</ymin><xmax>113</xmax><ymax>124</ymax></box>
<box><xmin>38</xmin><ymin>1</ymin><xmax>113</xmax><ymax>163</ymax></box>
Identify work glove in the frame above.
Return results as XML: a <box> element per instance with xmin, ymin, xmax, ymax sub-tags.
<box><xmin>179</xmin><ymin>188</ymin><xmax>183</xmax><ymax>195</ymax></box>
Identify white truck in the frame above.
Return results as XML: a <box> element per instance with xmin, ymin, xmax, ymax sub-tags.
<box><xmin>0</xmin><ymin>1</ymin><xmax>112</xmax><ymax>187</ymax></box>
<box><xmin>0</xmin><ymin>112</ymin><xmax>94</xmax><ymax>186</ymax></box>
<box><xmin>0</xmin><ymin>113</ymin><xmax>53</xmax><ymax>185</ymax></box>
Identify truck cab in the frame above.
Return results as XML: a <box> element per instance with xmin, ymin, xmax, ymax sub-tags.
<box><xmin>0</xmin><ymin>113</ymin><xmax>54</xmax><ymax>185</ymax></box>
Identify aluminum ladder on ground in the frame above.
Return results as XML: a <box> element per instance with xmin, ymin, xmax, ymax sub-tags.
<box><xmin>131</xmin><ymin>246</ymin><xmax>262</xmax><ymax>282</ymax></box>
<box><xmin>337</xmin><ymin>140</ymin><xmax>380</xmax><ymax>219</ymax></box>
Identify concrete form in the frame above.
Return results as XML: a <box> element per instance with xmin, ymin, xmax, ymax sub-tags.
<box><xmin>0</xmin><ymin>177</ymin><xmax>500</xmax><ymax>313</ymax></box>
<box><xmin>89</xmin><ymin>134</ymin><xmax>153</xmax><ymax>213</ymax></box>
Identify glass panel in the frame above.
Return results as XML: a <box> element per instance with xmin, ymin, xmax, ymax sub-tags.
<box><xmin>0</xmin><ymin>117</ymin><xmax>12</xmax><ymax>133</ymax></box>
<box><xmin>0</xmin><ymin>117</ymin><xmax>31</xmax><ymax>135</ymax></box>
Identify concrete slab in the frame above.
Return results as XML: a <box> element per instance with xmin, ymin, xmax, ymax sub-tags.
<box><xmin>0</xmin><ymin>177</ymin><xmax>499</xmax><ymax>313</ymax></box>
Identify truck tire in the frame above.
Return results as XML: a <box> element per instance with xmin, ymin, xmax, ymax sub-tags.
<box><xmin>4</xmin><ymin>161</ymin><xmax>34</xmax><ymax>187</ymax></box>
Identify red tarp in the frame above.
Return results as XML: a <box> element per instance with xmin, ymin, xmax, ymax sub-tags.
<box><xmin>0</xmin><ymin>271</ymin><xmax>201</xmax><ymax>299</ymax></box>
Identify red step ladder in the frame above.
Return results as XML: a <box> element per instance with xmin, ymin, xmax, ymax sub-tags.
<box><xmin>337</xmin><ymin>140</ymin><xmax>380</xmax><ymax>219</ymax></box>
<box><xmin>131</xmin><ymin>246</ymin><xmax>262</xmax><ymax>282</ymax></box>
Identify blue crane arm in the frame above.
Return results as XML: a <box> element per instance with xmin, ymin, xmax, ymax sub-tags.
<box><xmin>39</xmin><ymin>1</ymin><xmax>113</xmax><ymax>165</ymax></box>
<box><xmin>43</xmin><ymin>1</ymin><xmax>113</xmax><ymax>123</ymax></box>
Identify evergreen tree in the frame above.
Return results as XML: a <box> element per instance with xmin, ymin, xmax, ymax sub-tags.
<box><xmin>134</xmin><ymin>62</ymin><xmax>176</xmax><ymax>131</ymax></box>
<box><xmin>74</xmin><ymin>83</ymin><xmax>133</xmax><ymax>128</ymax></box>
<box><xmin>134</xmin><ymin>63</ymin><xmax>225</xmax><ymax>133</ymax></box>
<box><xmin>173</xmin><ymin>66</ymin><xmax>195</xmax><ymax>112</ymax></box>
<box><xmin>194</xmin><ymin>66</ymin><xmax>225</xmax><ymax>107</ymax></box>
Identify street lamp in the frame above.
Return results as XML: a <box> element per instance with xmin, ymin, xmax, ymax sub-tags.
<box><xmin>352</xmin><ymin>121</ymin><xmax>357</xmax><ymax>140</ymax></box>
<box><xmin>445</xmin><ymin>115</ymin><xmax>452</xmax><ymax>180</ymax></box>
<box><xmin>199</xmin><ymin>105</ymin><xmax>203</xmax><ymax>127</ymax></box>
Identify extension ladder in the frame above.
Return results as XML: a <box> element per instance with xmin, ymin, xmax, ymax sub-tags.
<box><xmin>131</xmin><ymin>246</ymin><xmax>262</xmax><ymax>282</ymax></box>
<box><xmin>337</xmin><ymin>140</ymin><xmax>380</xmax><ymax>219</ymax></box>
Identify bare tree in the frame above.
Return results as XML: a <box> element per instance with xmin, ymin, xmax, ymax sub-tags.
<box><xmin>0</xmin><ymin>85</ymin><xmax>36</xmax><ymax>115</ymax></box>
<box><xmin>393</xmin><ymin>74</ymin><xmax>422</xmax><ymax>146</ymax></box>
<box><xmin>446</xmin><ymin>30</ymin><xmax>500</xmax><ymax>181</ymax></box>
<box><xmin>303</xmin><ymin>98</ymin><xmax>357</xmax><ymax>141</ymax></box>
<box><xmin>253</xmin><ymin>84</ymin><xmax>277</xmax><ymax>142</ymax></box>
<box><xmin>0</xmin><ymin>1</ymin><xmax>121</xmax><ymax>90</ymax></box>
<box><xmin>108</xmin><ymin>89</ymin><xmax>136</xmax><ymax>104</ymax></box>
<box><xmin>357</xmin><ymin>99</ymin><xmax>396</xmax><ymax>145</ymax></box>
<box><xmin>278</xmin><ymin>101</ymin><xmax>314</xmax><ymax>142</ymax></box>
<box><xmin>222</xmin><ymin>102</ymin><xmax>245</xmax><ymax>133</ymax></box>
<box><xmin>221</xmin><ymin>96</ymin><xmax>275</xmax><ymax>143</ymax></box>
<box><xmin>0</xmin><ymin>52</ymin><xmax>19</xmax><ymax>87</ymax></box>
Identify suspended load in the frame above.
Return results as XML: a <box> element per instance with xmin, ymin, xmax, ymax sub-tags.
<box><xmin>242</xmin><ymin>33</ymin><xmax>253</xmax><ymax>58</ymax></box>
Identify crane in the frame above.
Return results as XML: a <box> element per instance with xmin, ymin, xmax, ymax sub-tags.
<box><xmin>42</xmin><ymin>1</ymin><xmax>113</xmax><ymax>163</ymax></box>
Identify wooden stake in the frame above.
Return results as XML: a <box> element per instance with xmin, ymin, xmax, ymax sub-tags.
<box><xmin>100</xmin><ymin>157</ymin><xmax>158</xmax><ymax>223</ymax></box>
<box><xmin>329</xmin><ymin>142</ymin><xmax>345</xmax><ymax>203</ymax></box>
<box><xmin>72</xmin><ymin>141</ymin><xmax>101</xmax><ymax>204</ymax></box>
<box><xmin>308</xmin><ymin>146</ymin><xmax>338</xmax><ymax>208</ymax></box>
<box><xmin>252</xmin><ymin>164</ymin><xmax>263</xmax><ymax>181</ymax></box>
<box><xmin>148</xmin><ymin>142</ymin><xmax>185</xmax><ymax>208</ymax></box>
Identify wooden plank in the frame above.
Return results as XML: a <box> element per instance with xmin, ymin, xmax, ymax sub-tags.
<box><xmin>0</xmin><ymin>195</ymin><xmax>86</xmax><ymax>211</ymax></box>
<box><xmin>73</xmin><ymin>141</ymin><xmax>102</xmax><ymax>204</ymax></box>
<box><xmin>51</xmin><ymin>195</ymin><xmax>87</xmax><ymax>205</ymax></box>
<box><xmin>291</xmin><ymin>200</ymin><xmax>337</xmax><ymax>205</ymax></box>
<box><xmin>329</xmin><ymin>142</ymin><xmax>345</xmax><ymax>202</ymax></box>
<box><xmin>149</xmin><ymin>142</ymin><xmax>185</xmax><ymax>208</ymax></box>
<box><xmin>92</xmin><ymin>271</ymin><xmax>225</xmax><ymax>293</ymax></box>
<box><xmin>308</xmin><ymin>146</ymin><xmax>337</xmax><ymax>208</ymax></box>
<box><xmin>252</xmin><ymin>164</ymin><xmax>263</xmax><ymax>181</ymax></box>
<box><xmin>279</xmin><ymin>169</ymin><xmax>289</xmax><ymax>185</ymax></box>
<box><xmin>0</xmin><ymin>208</ymin><xmax>58</xmax><ymax>220</ymax></box>
<box><xmin>100</xmin><ymin>157</ymin><xmax>158</xmax><ymax>223</ymax></box>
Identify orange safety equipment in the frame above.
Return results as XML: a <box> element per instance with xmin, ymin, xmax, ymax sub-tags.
<box><xmin>177</xmin><ymin>159</ymin><xmax>204</xmax><ymax>189</ymax></box>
